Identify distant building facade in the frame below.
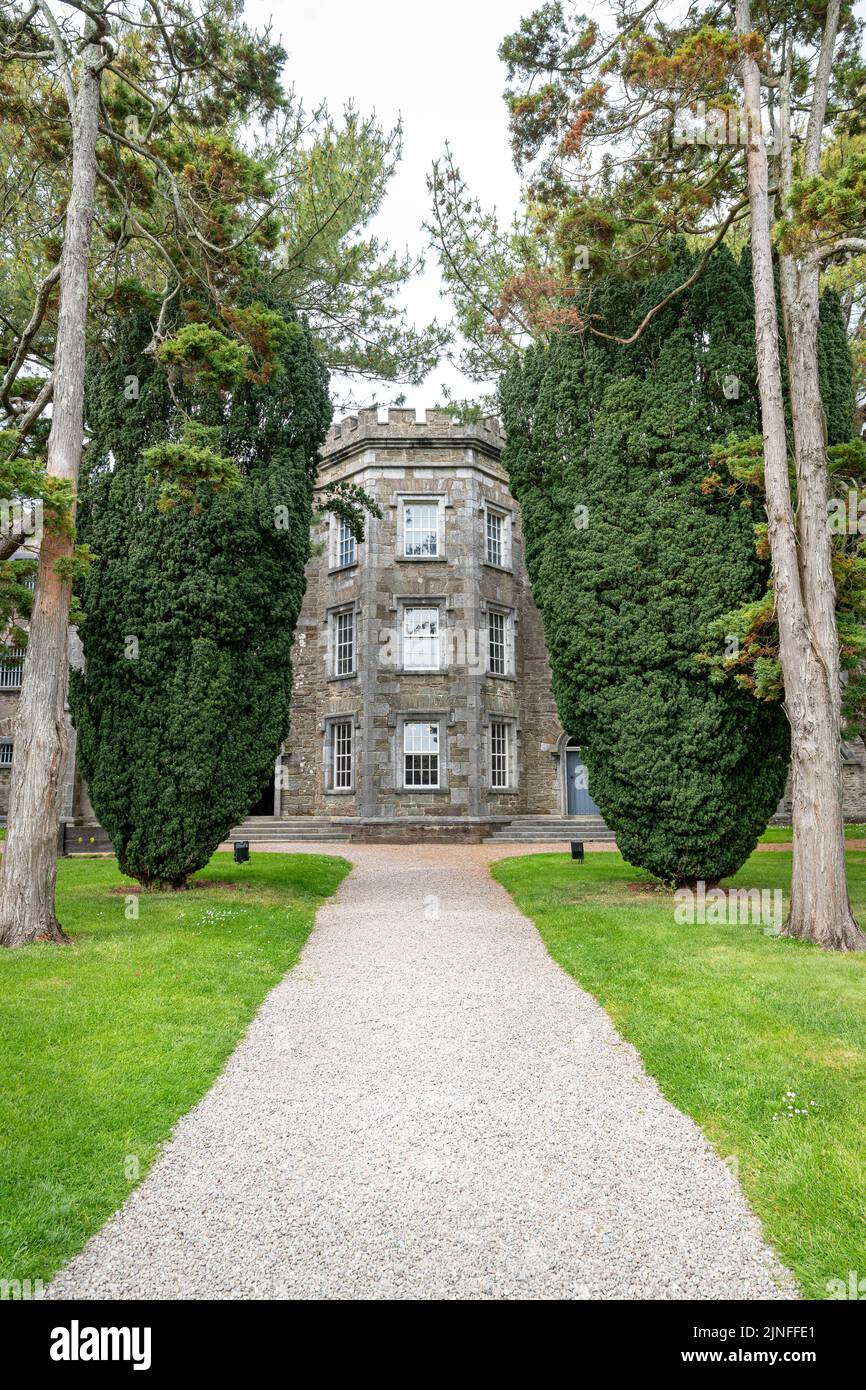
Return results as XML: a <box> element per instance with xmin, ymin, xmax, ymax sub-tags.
<box><xmin>276</xmin><ymin>408</ymin><xmax>590</xmax><ymax>835</ymax></box>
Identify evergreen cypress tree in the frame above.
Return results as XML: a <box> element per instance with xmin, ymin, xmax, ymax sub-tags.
<box><xmin>71</xmin><ymin>300</ymin><xmax>330</xmax><ymax>888</ymax></box>
<box><xmin>501</xmin><ymin>246</ymin><xmax>852</xmax><ymax>885</ymax></box>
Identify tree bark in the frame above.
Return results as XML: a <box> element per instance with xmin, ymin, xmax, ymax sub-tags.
<box><xmin>781</xmin><ymin>270</ymin><xmax>864</xmax><ymax>947</ymax></box>
<box><xmin>736</xmin><ymin>0</ymin><xmax>866</xmax><ymax>950</ymax></box>
<box><xmin>0</xmin><ymin>24</ymin><xmax>103</xmax><ymax>948</ymax></box>
<box><xmin>775</xmin><ymin>4</ymin><xmax>866</xmax><ymax>949</ymax></box>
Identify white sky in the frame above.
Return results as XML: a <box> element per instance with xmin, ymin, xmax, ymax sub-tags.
<box><xmin>245</xmin><ymin>0</ymin><xmax>535</xmax><ymax>410</ymax></box>
<box><xmin>247</xmin><ymin>1</ymin><xmax>866</xmax><ymax>413</ymax></box>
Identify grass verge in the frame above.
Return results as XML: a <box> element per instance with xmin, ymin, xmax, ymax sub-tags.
<box><xmin>759</xmin><ymin>824</ymin><xmax>866</xmax><ymax>842</ymax></box>
<box><xmin>0</xmin><ymin>851</ymin><xmax>349</xmax><ymax>1289</ymax></box>
<box><xmin>491</xmin><ymin>849</ymin><xmax>866</xmax><ymax>1300</ymax></box>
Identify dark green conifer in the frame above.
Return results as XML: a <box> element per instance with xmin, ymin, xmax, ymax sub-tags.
<box><xmin>501</xmin><ymin>246</ymin><xmax>853</xmax><ymax>883</ymax></box>
<box><xmin>71</xmin><ymin>301</ymin><xmax>330</xmax><ymax>888</ymax></box>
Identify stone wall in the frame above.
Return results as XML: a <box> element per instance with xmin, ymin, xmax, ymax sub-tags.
<box><xmin>771</xmin><ymin>741</ymin><xmax>866</xmax><ymax>824</ymax></box>
<box><xmin>280</xmin><ymin>407</ymin><xmax>565</xmax><ymax>819</ymax></box>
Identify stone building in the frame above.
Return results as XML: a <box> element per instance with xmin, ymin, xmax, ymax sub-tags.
<box><xmin>0</xmin><ymin>408</ymin><xmax>603</xmax><ymax>844</ymax></box>
<box><xmin>271</xmin><ymin>407</ymin><xmax>598</xmax><ymax>841</ymax></box>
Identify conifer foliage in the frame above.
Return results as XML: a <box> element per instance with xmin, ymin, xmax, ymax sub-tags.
<box><xmin>501</xmin><ymin>247</ymin><xmax>854</xmax><ymax>885</ymax></box>
<box><xmin>70</xmin><ymin>304</ymin><xmax>330</xmax><ymax>888</ymax></box>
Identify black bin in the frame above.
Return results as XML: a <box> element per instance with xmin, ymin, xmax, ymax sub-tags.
<box><xmin>570</xmin><ymin>841</ymin><xmax>584</xmax><ymax>863</ymax></box>
<box><xmin>233</xmin><ymin>841</ymin><xmax>250</xmax><ymax>864</ymax></box>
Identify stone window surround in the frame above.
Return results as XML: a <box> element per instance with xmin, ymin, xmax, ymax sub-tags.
<box><xmin>328</xmin><ymin>513</ymin><xmax>359</xmax><ymax>573</ymax></box>
<box><xmin>390</xmin><ymin>709</ymin><xmax>453</xmax><ymax>794</ymax></box>
<box><xmin>321</xmin><ymin>713</ymin><xmax>361</xmax><ymax>794</ymax></box>
<box><xmin>326</xmin><ymin>600</ymin><xmax>359</xmax><ymax>681</ymax></box>
<box><xmin>485</xmin><ymin>715</ymin><xmax>519</xmax><ymax>792</ymax></box>
<box><xmin>394</xmin><ymin>595</ymin><xmax>448</xmax><ymax>674</ymax></box>
<box><xmin>482</xmin><ymin>498</ymin><xmax>513</xmax><ymax>571</ymax></box>
<box><xmin>393</xmin><ymin>491</ymin><xmax>452</xmax><ymax>563</ymax></box>
<box><xmin>480</xmin><ymin>600</ymin><xmax>517</xmax><ymax>680</ymax></box>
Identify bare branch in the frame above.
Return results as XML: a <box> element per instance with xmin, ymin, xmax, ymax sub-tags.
<box><xmin>583</xmin><ymin>197</ymin><xmax>750</xmax><ymax>347</ymax></box>
<box><xmin>0</xmin><ymin>266</ymin><xmax>60</xmax><ymax>413</ymax></box>
<box><xmin>34</xmin><ymin>0</ymin><xmax>74</xmax><ymax>109</ymax></box>
<box><xmin>813</xmin><ymin>238</ymin><xmax>866</xmax><ymax>264</ymax></box>
<box><xmin>5</xmin><ymin>376</ymin><xmax>54</xmax><ymax>459</ymax></box>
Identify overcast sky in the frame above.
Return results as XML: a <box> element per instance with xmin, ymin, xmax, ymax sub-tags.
<box><xmin>246</xmin><ymin>1</ymin><xmax>865</xmax><ymax>413</ymax></box>
<box><xmin>246</xmin><ymin>0</ymin><xmax>535</xmax><ymax>411</ymax></box>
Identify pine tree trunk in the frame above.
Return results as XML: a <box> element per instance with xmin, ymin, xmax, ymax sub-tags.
<box><xmin>781</xmin><ymin>230</ymin><xmax>862</xmax><ymax>949</ymax></box>
<box><xmin>782</xmin><ymin>315</ymin><xmax>863</xmax><ymax>947</ymax></box>
<box><xmin>775</xmin><ymin>3</ymin><xmax>866</xmax><ymax>949</ymax></box>
<box><xmin>737</xmin><ymin>0</ymin><xmax>865</xmax><ymax>950</ymax></box>
<box><xmin>0</xmin><ymin>30</ymin><xmax>102</xmax><ymax>948</ymax></box>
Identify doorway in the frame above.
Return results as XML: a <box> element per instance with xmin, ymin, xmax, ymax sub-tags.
<box><xmin>248</xmin><ymin>766</ymin><xmax>277</xmax><ymax>817</ymax></box>
<box><xmin>565</xmin><ymin>740</ymin><xmax>600</xmax><ymax>815</ymax></box>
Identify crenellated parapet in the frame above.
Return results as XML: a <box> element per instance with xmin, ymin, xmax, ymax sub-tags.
<box><xmin>322</xmin><ymin>407</ymin><xmax>505</xmax><ymax>461</ymax></box>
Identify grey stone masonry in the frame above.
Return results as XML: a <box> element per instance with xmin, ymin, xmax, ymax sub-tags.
<box><xmin>280</xmin><ymin>408</ymin><xmax>567</xmax><ymax>822</ymax></box>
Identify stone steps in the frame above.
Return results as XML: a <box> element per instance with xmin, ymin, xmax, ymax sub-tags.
<box><xmin>483</xmin><ymin>816</ymin><xmax>616</xmax><ymax>843</ymax></box>
<box><xmin>57</xmin><ymin>814</ymin><xmax>618</xmax><ymax>852</ymax></box>
<box><xmin>228</xmin><ymin>817</ymin><xmax>352</xmax><ymax>842</ymax></box>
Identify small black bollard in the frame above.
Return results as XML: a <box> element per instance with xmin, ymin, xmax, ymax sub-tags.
<box><xmin>233</xmin><ymin>840</ymin><xmax>250</xmax><ymax>865</ymax></box>
<box><xmin>570</xmin><ymin>841</ymin><xmax>584</xmax><ymax>863</ymax></box>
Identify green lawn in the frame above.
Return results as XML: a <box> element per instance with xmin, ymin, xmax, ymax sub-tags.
<box><xmin>759</xmin><ymin>823</ymin><xmax>866</xmax><ymax>842</ymax></box>
<box><xmin>0</xmin><ymin>851</ymin><xmax>349</xmax><ymax>1290</ymax></box>
<box><xmin>492</xmin><ymin>850</ymin><xmax>866</xmax><ymax>1300</ymax></box>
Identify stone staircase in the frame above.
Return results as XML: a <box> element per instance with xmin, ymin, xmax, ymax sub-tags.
<box><xmin>483</xmin><ymin>815</ymin><xmax>616</xmax><ymax>843</ymax></box>
<box><xmin>57</xmin><ymin>813</ymin><xmax>617</xmax><ymax>852</ymax></box>
<box><xmin>226</xmin><ymin>816</ymin><xmax>352</xmax><ymax>842</ymax></box>
<box><xmin>229</xmin><ymin>815</ymin><xmax>618</xmax><ymax>844</ymax></box>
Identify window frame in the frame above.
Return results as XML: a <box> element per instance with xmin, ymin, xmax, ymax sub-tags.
<box><xmin>324</xmin><ymin>717</ymin><xmax>355</xmax><ymax>793</ymax></box>
<box><xmin>484</xmin><ymin>503</ymin><xmax>511</xmax><ymax>569</ymax></box>
<box><xmin>0</xmin><ymin>657</ymin><xmax>24</xmax><ymax>691</ymax></box>
<box><xmin>488</xmin><ymin>719</ymin><xmax>516</xmax><ymax>791</ymax></box>
<box><xmin>401</xmin><ymin>603</ymin><xmax>442</xmax><ymax>672</ymax></box>
<box><xmin>0</xmin><ymin>739</ymin><xmax>13</xmax><ymax>768</ymax></box>
<box><xmin>487</xmin><ymin>607</ymin><xmax>514</xmax><ymax>678</ymax></box>
<box><xmin>334</xmin><ymin>608</ymin><xmax>355</xmax><ymax>677</ymax></box>
<box><xmin>332</xmin><ymin>719</ymin><xmax>354</xmax><ymax>791</ymax></box>
<box><xmin>330</xmin><ymin>515</ymin><xmax>357</xmax><ymax>571</ymax></box>
<box><xmin>402</xmin><ymin>719</ymin><xmax>441</xmax><ymax>790</ymax></box>
<box><xmin>328</xmin><ymin>604</ymin><xmax>357</xmax><ymax>680</ymax></box>
<box><xmin>399</xmin><ymin>496</ymin><xmax>443</xmax><ymax>560</ymax></box>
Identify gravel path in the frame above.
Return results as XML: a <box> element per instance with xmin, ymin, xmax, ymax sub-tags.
<box><xmin>48</xmin><ymin>843</ymin><xmax>793</xmax><ymax>1301</ymax></box>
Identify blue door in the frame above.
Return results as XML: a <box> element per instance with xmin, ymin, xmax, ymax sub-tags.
<box><xmin>566</xmin><ymin>745</ymin><xmax>599</xmax><ymax>815</ymax></box>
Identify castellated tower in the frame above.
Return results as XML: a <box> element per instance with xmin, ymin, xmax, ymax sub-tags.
<box><xmin>277</xmin><ymin>406</ymin><xmax>581</xmax><ymax>840</ymax></box>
